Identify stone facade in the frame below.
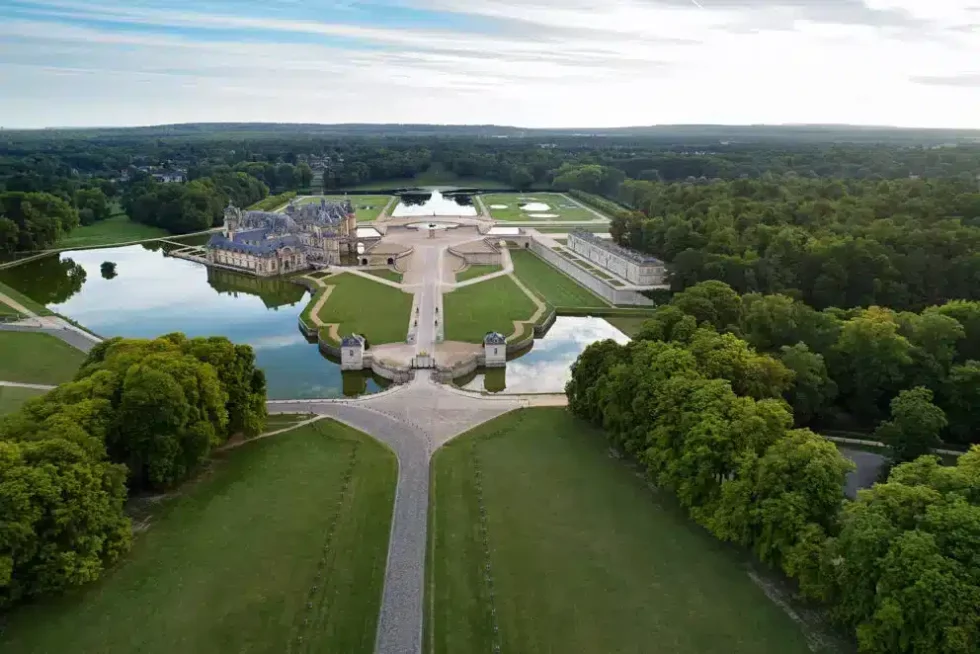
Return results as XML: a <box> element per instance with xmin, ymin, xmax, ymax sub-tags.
<box><xmin>206</xmin><ymin>198</ymin><xmax>357</xmax><ymax>276</ymax></box>
<box><xmin>341</xmin><ymin>334</ymin><xmax>366</xmax><ymax>370</ymax></box>
<box><xmin>483</xmin><ymin>332</ymin><xmax>507</xmax><ymax>367</ymax></box>
<box><xmin>566</xmin><ymin>231</ymin><xmax>666</xmax><ymax>286</ymax></box>
<box><xmin>529</xmin><ymin>241</ymin><xmax>655</xmax><ymax>306</ymax></box>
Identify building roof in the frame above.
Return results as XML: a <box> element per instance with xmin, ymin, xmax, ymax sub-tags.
<box><xmin>568</xmin><ymin>230</ymin><xmax>663</xmax><ymax>265</ymax></box>
<box><xmin>207</xmin><ymin>230</ymin><xmax>302</xmax><ymax>256</ymax></box>
<box><xmin>484</xmin><ymin>332</ymin><xmax>507</xmax><ymax>345</ymax></box>
<box><xmin>341</xmin><ymin>334</ymin><xmax>366</xmax><ymax>347</ymax></box>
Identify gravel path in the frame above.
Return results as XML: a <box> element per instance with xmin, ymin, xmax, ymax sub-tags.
<box><xmin>0</xmin><ymin>322</ymin><xmax>101</xmax><ymax>353</ymax></box>
<box><xmin>270</xmin><ymin>398</ymin><xmax>431</xmax><ymax>654</ymax></box>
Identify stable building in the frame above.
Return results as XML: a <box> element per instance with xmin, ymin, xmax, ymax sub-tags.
<box><xmin>566</xmin><ymin>230</ymin><xmax>666</xmax><ymax>286</ymax></box>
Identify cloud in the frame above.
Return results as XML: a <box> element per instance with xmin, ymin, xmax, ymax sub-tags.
<box><xmin>0</xmin><ymin>0</ymin><xmax>978</xmax><ymax>128</ymax></box>
<box><xmin>912</xmin><ymin>72</ymin><xmax>980</xmax><ymax>87</ymax></box>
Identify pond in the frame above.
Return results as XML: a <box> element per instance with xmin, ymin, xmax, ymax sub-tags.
<box><xmin>391</xmin><ymin>190</ymin><xmax>478</xmax><ymax>217</ymax></box>
<box><xmin>0</xmin><ymin>244</ymin><xmax>389</xmax><ymax>400</ymax></box>
<box><xmin>456</xmin><ymin>316</ymin><xmax>630</xmax><ymax>394</ymax></box>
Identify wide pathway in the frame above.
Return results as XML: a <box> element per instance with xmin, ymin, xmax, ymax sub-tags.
<box><xmin>413</xmin><ymin>246</ymin><xmax>441</xmax><ymax>354</ymax></box>
<box><xmin>269</xmin><ymin>372</ymin><xmax>534</xmax><ymax>654</ymax></box>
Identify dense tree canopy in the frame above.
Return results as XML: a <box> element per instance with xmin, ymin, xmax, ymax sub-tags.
<box><xmin>612</xmin><ymin>177</ymin><xmax>980</xmax><ymax>312</ymax></box>
<box><xmin>0</xmin><ymin>334</ymin><xmax>267</xmax><ymax>607</ymax></box>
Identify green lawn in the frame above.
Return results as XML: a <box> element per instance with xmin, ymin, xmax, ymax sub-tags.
<box><xmin>509</xmin><ymin>249</ymin><xmax>608</xmax><ymax>308</ymax></box>
<box><xmin>454</xmin><ymin>265</ymin><xmax>502</xmax><ymax>282</ymax></box>
<box><xmin>0</xmin><ymin>420</ymin><xmax>397</xmax><ymax>654</ymax></box>
<box><xmin>533</xmin><ymin>225</ymin><xmax>612</xmax><ymax>234</ymax></box>
<box><xmin>365</xmin><ymin>268</ymin><xmax>404</xmax><ymax>283</ymax></box>
<box><xmin>0</xmin><ymin>279</ymin><xmax>54</xmax><ymax>316</ymax></box>
<box><xmin>482</xmin><ymin>193</ymin><xmax>601</xmax><ymax>222</ymax></box>
<box><xmin>297</xmin><ymin>195</ymin><xmax>393</xmax><ymax>222</ymax></box>
<box><xmin>443</xmin><ymin>275</ymin><xmax>537</xmax><ymax>343</ymax></box>
<box><xmin>339</xmin><ymin>166</ymin><xmax>513</xmax><ymax>191</ymax></box>
<box><xmin>427</xmin><ymin>409</ymin><xmax>816</xmax><ymax>654</ymax></box>
<box><xmin>603</xmin><ymin>316</ymin><xmax>650</xmax><ymax>336</ymax></box>
<box><xmin>315</xmin><ymin>273</ymin><xmax>413</xmax><ymax>344</ymax></box>
<box><xmin>263</xmin><ymin>413</ymin><xmax>315</xmax><ymax>432</ymax></box>
<box><xmin>56</xmin><ymin>212</ymin><xmax>170</xmax><ymax>248</ymax></box>
<box><xmin>0</xmin><ymin>385</ymin><xmax>48</xmax><ymax>415</ymax></box>
<box><xmin>0</xmin><ymin>331</ymin><xmax>86</xmax><ymax>385</ymax></box>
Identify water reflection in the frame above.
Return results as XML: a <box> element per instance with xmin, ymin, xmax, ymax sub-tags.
<box><xmin>458</xmin><ymin>317</ymin><xmax>630</xmax><ymax>394</ymax></box>
<box><xmin>0</xmin><ymin>245</ymin><xmax>382</xmax><ymax>400</ymax></box>
<box><xmin>391</xmin><ymin>190</ymin><xmax>478</xmax><ymax>217</ymax></box>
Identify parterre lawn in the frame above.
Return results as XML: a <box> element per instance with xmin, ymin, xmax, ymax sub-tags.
<box><xmin>482</xmin><ymin>193</ymin><xmax>599</xmax><ymax>222</ymax></box>
<box><xmin>509</xmin><ymin>249</ymin><xmax>608</xmax><ymax>308</ymax></box>
<box><xmin>365</xmin><ymin>268</ymin><xmax>404</xmax><ymax>283</ymax></box>
<box><xmin>603</xmin><ymin>316</ymin><xmax>650</xmax><ymax>337</ymax></box>
<box><xmin>0</xmin><ymin>331</ymin><xmax>86</xmax><ymax>385</ymax></box>
<box><xmin>315</xmin><ymin>273</ymin><xmax>413</xmax><ymax>344</ymax></box>
<box><xmin>0</xmin><ymin>420</ymin><xmax>397</xmax><ymax>654</ymax></box>
<box><xmin>0</xmin><ymin>386</ymin><xmax>48</xmax><ymax>415</ymax></box>
<box><xmin>56</xmin><ymin>212</ymin><xmax>170</xmax><ymax>248</ymax></box>
<box><xmin>443</xmin><ymin>275</ymin><xmax>537</xmax><ymax>343</ymax></box>
<box><xmin>426</xmin><ymin>408</ymin><xmax>815</xmax><ymax>654</ymax></box>
<box><xmin>454</xmin><ymin>265</ymin><xmax>501</xmax><ymax>282</ymax></box>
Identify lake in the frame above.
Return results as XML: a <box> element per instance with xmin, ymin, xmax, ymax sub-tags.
<box><xmin>391</xmin><ymin>190</ymin><xmax>478</xmax><ymax>217</ymax></box>
<box><xmin>0</xmin><ymin>243</ymin><xmax>388</xmax><ymax>400</ymax></box>
<box><xmin>457</xmin><ymin>316</ymin><xmax>630</xmax><ymax>394</ymax></box>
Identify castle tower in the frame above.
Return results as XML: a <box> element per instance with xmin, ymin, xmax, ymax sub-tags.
<box><xmin>483</xmin><ymin>332</ymin><xmax>506</xmax><ymax>367</ymax></box>
<box><xmin>341</xmin><ymin>334</ymin><xmax>366</xmax><ymax>370</ymax></box>
<box><xmin>224</xmin><ymin>203</ymin><xmax>242</xmax><ymax>238</ymax></box>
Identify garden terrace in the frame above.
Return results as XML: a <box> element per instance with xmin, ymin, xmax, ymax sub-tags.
<box><xmin>443</xmin><ymin>275</ymin><xmax>538</xmax><ymax>343</ymax></box>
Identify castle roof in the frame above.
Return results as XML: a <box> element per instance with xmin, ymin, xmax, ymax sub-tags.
<box><xmin>484</xmin><ymin>332</ymin><xmax>507</xmax><ymax>345</ymax></box>
<box><xmin>341</xmin><ymin>334</ymin><xmax>365</xmax><ymax>348</ymax></box>
<box><xmin>207</xmin><ymin>230</ymin><xmax>302</xmax><ymax>256</ymax></box>
<box><xmin>568</xmin><ymin>230</ymin><xmax>663</xmax><ymax>265</ymax></box>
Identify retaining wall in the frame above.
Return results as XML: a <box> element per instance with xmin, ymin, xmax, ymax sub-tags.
<box><xmin>528</xmin><ymin>241</ymin><xmax>654</xmax><ymax>306</ymax></box>
<box><xmin>434</xmin><ymin>353</ymin><xmax>483</xmax><ymax>383</ymax></box>
<box><xmin>369</xmin><ymin>355</ymin><xmax>415</xmax><ymax>383</ymax></box>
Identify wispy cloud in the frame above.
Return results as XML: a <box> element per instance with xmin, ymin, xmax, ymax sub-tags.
<box><xmin>1</xmin><ymin>0</ymin><xmax>978</xmax><ymax>128</ymax></box>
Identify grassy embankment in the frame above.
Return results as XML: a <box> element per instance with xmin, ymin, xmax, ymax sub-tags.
<box><xmin>310</xmin><ymin>272</ymin><xmax>413</xmax><ymax>345</ymax></box>
<box><xmin>365</xmin><ymin>269</ymin><xmax>404</xmax><ymax>283</ymax></box>
<box><xmin>443</xmin><ymin>275</ymin><xmax>537</xmax><ymax>343</ymax></box>
<box><xmin>55</xmin><ymin>212</ymin><xmax>170</xmax><ymax>249</ymax></box>
<box><xmin>0</xmin><ymin>420</ymin><xmax>397</xmax><ymax>654</ymax></box>
<box><xmin>0</xmin><ymin>386</ymin><xmax>49</xmax><ymax>416</ymax></box>
<box><xmin>508</xmin><ymin>249</ymin><xmax>607</xmax><ymax>308</ymax></box>
<box><xmin>454</xmin><ymin>265</ymin><xmax>502</xmax><ymax>283</ymax></box>
<box><xmin>339</xmin><ymin>165</ymin><xmax>513</xmax><ymax>192</ymax></box>
<box><xmin>426</xmin><ymin>408</ymin><xmax>817</xmax><ymax>654</ymax></box>
<box><xmin>482</xmin><ymin>193</ymin><xmax>602</xmax><ymax>222</ymax></box>
<box><xmin>0</xmin><ymin>331</ymin><xmax>87</xmax><ymax>385</ymax></box>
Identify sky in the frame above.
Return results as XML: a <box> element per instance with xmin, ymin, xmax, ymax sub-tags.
<box><xmin>1</xmin><ymin>0</ymin><xmax>979</xmax><ymax>129</ymax></box>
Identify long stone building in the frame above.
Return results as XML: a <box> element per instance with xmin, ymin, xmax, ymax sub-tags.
<box><xmin>566</xmin><ymin>230</ymin><xmax>666</xmax><ymax>286</ymax></box>
<box><xmin>206</xmin><ymin>198</ymin><xmax>357</xmax><ymax>276</ymax></box>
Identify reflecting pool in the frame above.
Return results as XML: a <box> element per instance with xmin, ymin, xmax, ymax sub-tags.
<box><xmin>391</xmin><ymin>190</ymin><xmax>478</xmax><ymax>217</ymax></box>
<box><xmin>0</xmin><ymin>244</ymin><xmax>388</xmax><ymax>400</ymax></box>
<box><xmin>457</xmin><ymin>316</ymin><xmax>630</xmax><ymax>394</ymax></box>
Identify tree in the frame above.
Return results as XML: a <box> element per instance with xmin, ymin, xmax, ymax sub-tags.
<box><xmin>779</xmin><ymin>343</ymin><xmax>838</xmax><ymax>425</ymax></box>
<box><xmin>875</xmin><ymin>387</ymin><xmax>947</xmax><ymax>463</ymax></box>
<box><xmin>0</xmin><ymin>438</ymin><xmax>131</xmax><ymax>607</ymax></box>
<box><xmin>710</xmin><ymin>429</ymin><xmax>853</xmax><ymax>571</ymax></box>
<box><xmin>942</xmin><ymin>362</ymin><xmax>980</xmax><ymax>446</ymax></box>
<box><xmin>0</xmin><ymin>191</ymin><xmax>79</xmax><ymax>252</ymax></box>
<box><xmin>101</xmin><ymin>261</ymin><xmax>117</xmax><ymax>280</ymax></box>
<box><xmin>830</xmin><ymin>307</ymin><xmax>913</xmax><ymax>422</ymax></box>
<box><xmin>670</xmin><ymin>280</ymin><xmax>743</xmax><ymax>331</ymax></box>
<box><xmin>76</xmin><ymin>187</ymin><xmax>110</xmax><ymax>225</ymax></box>
<box><xmin>296</xmin><ymin>163</ymin><xmax>314</xmax><ymax>189</ymax></box>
